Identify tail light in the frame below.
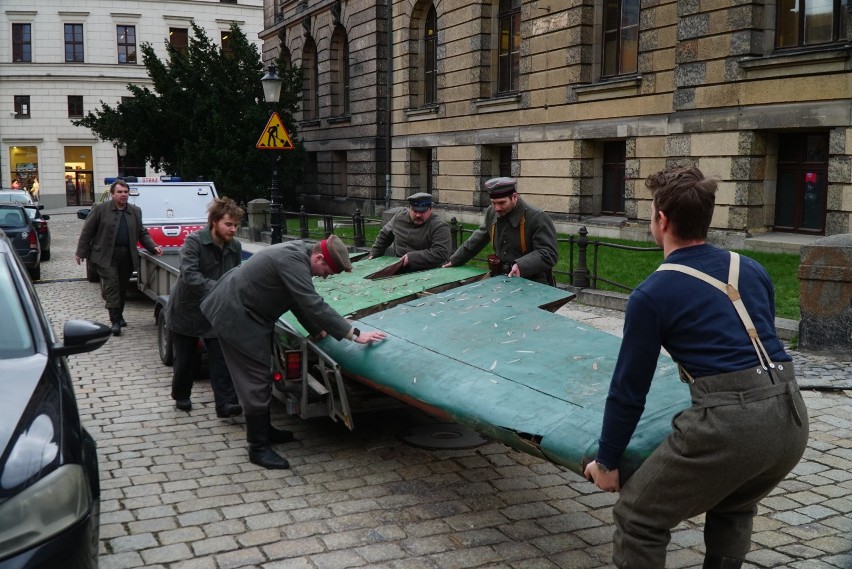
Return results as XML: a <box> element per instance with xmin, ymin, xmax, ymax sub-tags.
<box><xmin>27</xmin><ymin>230</ymin><xmax>38</xmax><ymax>251</ymax></box>
<box><xmin>285</xmin><ymin>351</ymin><xmax>302</xmax><ymax>379</ymax></box>
<box><xmin>270</xmin><ymin>370</ymin><xmax>283</xmax><ymax>382</ymax></box>
<box><xmin>36</xmin><ymin>222</ymin><xmax>48</xmax><ymax>235</ymax></box>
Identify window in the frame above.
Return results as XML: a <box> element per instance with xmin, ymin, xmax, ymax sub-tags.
<box><xmin>68</xmin><ymin>95</ymin><xmax>84</xmax><ymax>118</ymax></box>
<box><xmin>777</xmin><ymin>0</ymin><xmax>848</xmax><ymax>48</ymax></box>
<box><xmin>497</xmin><ymin>0</ymin><xmax>521</xmax><ymax>93</ymax></box>
<box><xmin>302</xmin><ymin>37</ymin><xmax>319</xmax><ymax>120</ymax></box>
<box><xmin>64</xmin><ymin>23</ymin><xmax>84</xmax><ymax>63</ymax></box>
<box><xmin>601</xmin><ymin>141</ymin><xmax>626</xmax><ymax>215</ymax></box>
<box><xmin>330</xmin><ymin>26</ymin><xmax>350</xmax><ymax>115</ymax></box>
<box><xmin>12</xmin><ymin>24</ymin><xmax>32</xmax><ymax>63</ymax></box>
<box><xmin>221</xmin><ymin>31</ymin><xmax>233</xmax><ymax>55</ymax></box>
<box><xmin>170</xmin><ymin>28</ymin><xmax>189</xmax><ymax>55</ymax></box>
<box><xmin>117</xmin><ymin>25</ymin><xmax>136</xmax><ymax>64</ymax></box>
<box><xmin>774</xmin><ymin>133</ymin><xmax>828</xmax><ymax>234</ymax></box>
<box><xmin>498</xmin><ymin>146</ymin><xmax>512</xmax><ymax>177</ymax></box>
<box><xmin>14</xmin><ymin>96</ymin><xmax>30</xmax><ymax>118</ymax></box>
<box><xmin>412</xmin><ymin>148</ymin><xmax>434</xmax><ymax>193</ymax></box>
<box><xmin>602</xmin><ymin>0</ymin><xmax>639</xmax><ymax>77</ymax></box>
<box><xmin>424</xmin><ymin>6</ymin><xmax>438</xmax><ymax>104</ymax></box>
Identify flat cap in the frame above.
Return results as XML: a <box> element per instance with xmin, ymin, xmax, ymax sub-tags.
<box><xmin>320</xmin><ymin>234</ymin><xmax>352</xmax><ymax>274</ymax></box>
<box><xmin>484</xmin><ymin>177</ymin><xmax>517</xmax><ymax>199</ymax></box>
<box><xmin>407</xmin><ymin>192</ymin><xmax>433</xmax><ymax>212</ymax></box>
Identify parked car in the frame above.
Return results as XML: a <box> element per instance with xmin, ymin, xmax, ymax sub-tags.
<box><xmin>0</xmin><ymin>231</ymin><xmax>110</xmax><ymax>568</ymax></box>
<box><xmin>0</xmin><ymin>204</ymin><xmax>41</xmax><ymax>280</ymax></box>
<box><xmin>0</xmin><ymin>189</ymin><xmax>34</xmax><ymax>206</ymax></box>
<box><xmin>23</xmin><ymin>205</ymin><xmax>50</xmax><ymax>261</ymax></box>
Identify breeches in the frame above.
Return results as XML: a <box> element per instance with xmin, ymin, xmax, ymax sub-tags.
<box><xmin>612</xmin><ymin>364</ymin><xmax>809</xmax><ymax>568</ymax></box>
<box><xmin>97</xmin><ymin>246</ymin><xmax>132</xmax><ymax>310</ymax></box>
<box><xmin>218</xmin><ymin>337</ymin><xmax>273</xmax><ymax>415</ymax></box>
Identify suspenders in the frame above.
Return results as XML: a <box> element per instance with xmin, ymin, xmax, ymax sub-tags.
<box><xmin>656</xmin><ymin>252</ymin><xmax>776</xmax><ymax>377</ymax></box>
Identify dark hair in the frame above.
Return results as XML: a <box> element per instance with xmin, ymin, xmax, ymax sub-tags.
<box><xmin>646</xmin><ymin>166</ymin><xmax>717</xmax><ymax>240</ymax></box>
<box><xmin>208</xmin><ymin>197</ymin><xmax>244</xmax><ymax>227</ymax></box>
<box><xmin>109</xmin><ymin>180</ymin><xmax>129</xmax><ymax>194</ymax></box>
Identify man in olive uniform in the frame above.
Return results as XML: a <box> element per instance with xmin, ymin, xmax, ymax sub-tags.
<box><xmin>76</xmin><ymin>179</ymin><xmax>162</xmax><ymax>335</ymax></box>
<box><xmin>443</xmin><ymin>177</ymin><xmax>558</xmax><ymax>284</ymax></box>
<box><xmin>368</xmin><ymin>192</ymin><xmax>451</xmax><ymax>271</ymax></box>
<box><xmin>164</xmin><ymin>197</ymin><xmax>244</xmax><ymax>417</ymax></box>
<box><xmin>201</xmin><ymin>235</ymin><xmax>386</xmax><ymax>470</ymax></box>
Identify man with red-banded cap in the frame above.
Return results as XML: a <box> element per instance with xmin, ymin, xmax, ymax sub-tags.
<box><xmin>201</xmin><ymin>235</ymin><xmax>385</xmax><ymax>469</ymax></box>
<box><xmin>443</xmin><ymin>177</ymin><xmax>558</xmax><ymax>285</ymax></box>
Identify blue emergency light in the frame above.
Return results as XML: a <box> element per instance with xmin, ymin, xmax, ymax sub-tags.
<box><xmin>103</xmin><ymin>176</ymin><xmax>184</xmax><ymax>184</ymax></box>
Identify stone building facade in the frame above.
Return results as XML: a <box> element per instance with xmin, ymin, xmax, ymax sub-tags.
<box><xmin>261</xmin><ymin>0</ymin><xmax>852</xmax><ymax>241</ymax></box>
<box><xmin>2</xmin><ymin>0</ymin><xmax>262</xmax><ymax>210</ymax></box>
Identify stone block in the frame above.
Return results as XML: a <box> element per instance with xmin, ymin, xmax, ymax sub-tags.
<box><xmin>798</xmin><ymin>234</ymin><xmax>852</xmax><ymax>354</ymax></box>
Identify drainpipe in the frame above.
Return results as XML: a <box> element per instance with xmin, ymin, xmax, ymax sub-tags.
<box><xmin>385</xmin><ymin>0</ymin><xmax>393</xmax><ymax>210</ymax></box>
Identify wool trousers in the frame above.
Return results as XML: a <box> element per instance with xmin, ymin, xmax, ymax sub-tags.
<box><xmin>612</xmin><ymin>364</ymin><xmax>808</xmax><ymax>568</ymax></box>
<box><xmin>218</xmin><ymin>336</ymin><xmax>274</xmax><ymax>415</ymax></box>
<box><xmin>97</xmin><ymin>246</ymin><xmax>132</xmax><ymax>311</ymax></box>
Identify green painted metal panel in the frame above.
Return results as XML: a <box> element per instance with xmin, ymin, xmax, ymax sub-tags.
<box><xmin>297</xmin><ymin>275</ymin><xmax>690</xmax><ymax>480</ymax></box>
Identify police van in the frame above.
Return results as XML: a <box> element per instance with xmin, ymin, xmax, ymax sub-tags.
<box><xmin>78</xmin><ymin>176</ymin><xmax>218</xmax><ymax>281</ymax></box>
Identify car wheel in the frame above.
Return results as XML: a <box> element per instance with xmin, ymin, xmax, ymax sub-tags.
<box><xmin>41</xmin><ymin>249</ymin><xmax>50</xmax><ymax>261</ymax></box>
<box><xmin>86</xmin><ymin>261</ymin><xmax>100</xmax><ymax>283</ymax></box>
<box><xmin>157</xmin><ymin>310</ymin><xmax>174</xmax><ymax>366</ymax></box>
<box><xmin>29</xmin><ymin>265</ymin><xmax>41</xmax><ymax>281</ymax></box>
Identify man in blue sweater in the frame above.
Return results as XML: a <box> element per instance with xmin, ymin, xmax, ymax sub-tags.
<box><xmin>584</xmin><ymin>167</ymin><xmax>808</xmax><ymax>569</ymax></box>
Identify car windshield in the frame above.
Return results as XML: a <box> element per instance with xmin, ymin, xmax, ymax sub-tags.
<box><xmin>23</xmin><ymin>207</ymin><xmax>37</xmax><ymax>220</ymax></box>
<box><xmin>0</xmin><ymin>253</ymin><xmax>35</xmax><ymax>357</ymax></box>
<box><xmin>0</xmin><ymin>209</ymin><xmax>27</xmax><ymax>228</ymax></box>
<box><xmin>0</xmin><ymin>192</ymin><xmax>32</xmax><ymax>204</ymax></box>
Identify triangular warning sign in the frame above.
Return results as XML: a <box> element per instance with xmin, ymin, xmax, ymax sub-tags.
<box><xmin>256</xmin><ymin>112</ymin><xmax>295</xmax><ymax>150</ymax></box>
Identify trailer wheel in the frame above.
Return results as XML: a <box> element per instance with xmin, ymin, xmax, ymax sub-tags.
<box><xmin>157</xmin><ymin>310</ymin><xmax>173</xmax><ymax>366</ymax></box>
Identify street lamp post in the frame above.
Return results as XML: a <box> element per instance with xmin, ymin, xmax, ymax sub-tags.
<box><xmin>261</xmin><ymin>64</ymin><xmax>283</xmax><ymax>244</ymax></box>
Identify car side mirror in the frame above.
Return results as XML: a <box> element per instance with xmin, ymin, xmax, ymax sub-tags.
<box><xmin>52</xmin><ymin>319</ymin><xmax>112</xmax><ymax>357</ymax></box>
<box><xmin>37</xmin><ymin>204</ymin><xmax>45</xmax><ymax>210</ymax></box>
<box><xmin>42</xmin><ymin>215</ymin><xmax>50</xmax><ymax>220</ymax></box>
<box><xmin>76</xmin><ymin>208</ymin><xmax>91</xmax><ymax>220</ymax></box>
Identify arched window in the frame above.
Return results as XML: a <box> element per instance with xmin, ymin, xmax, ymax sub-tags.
<box><xmin>330</xmin><ymin>25</ymin><xmax>350</xmax><ymax>116</ymax></box>
<box><xmin>424</xmin><ymin>6</ymin><xmax>437</xmax><ymax>105</ymax></box>
<box><xmin>302</xmin><ymin>36</ymin><xmax>319</xmax><ymax>120</ymax></box>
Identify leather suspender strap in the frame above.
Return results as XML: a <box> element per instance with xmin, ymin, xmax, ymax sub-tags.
<box><xmin>656</xmin><ymin>252</ymin><xmax>775</xmax><ymax>372</ymax></box>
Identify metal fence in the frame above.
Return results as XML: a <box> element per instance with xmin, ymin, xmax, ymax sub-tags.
<box><xmin>247</xmin><ymin>204</ymin><xmax>662</xmax><ymax>293</ymax></box>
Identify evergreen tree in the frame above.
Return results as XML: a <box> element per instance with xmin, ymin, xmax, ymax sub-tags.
<box><xmin>74</xmin><ymin>22</ymin><xmax>303</xmax><ymax>206</ymax></box>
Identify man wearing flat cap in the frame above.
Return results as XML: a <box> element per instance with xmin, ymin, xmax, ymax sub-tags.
<box><xmin>368</xmin><ymin>192</ymin><xmax>451</xmax><ymax>271</ymax></box>
<box><xmin>443</xmin><ymin>177</ymin><xmax>558</xmax><ymax>285</ymax></box>
<box><xmin>201</xmin><ymin>235</ymin><xmax>386</xmax><ymax>470</ymax></box>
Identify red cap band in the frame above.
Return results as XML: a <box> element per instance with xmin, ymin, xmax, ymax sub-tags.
<box><xmin>320</xmin><ymin>239</ymin><xmax>340</xmax><ymax>273</ymax></box>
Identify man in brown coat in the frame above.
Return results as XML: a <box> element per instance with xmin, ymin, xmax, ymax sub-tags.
<box><xmin>76</xmin><ymin>179</ymin><xmax>162</xmax><ymax>335</ymax></box>
<box><xmin>368</xmin><ymin>193</ymin><xmax>451</xmax><ymax>271</ymax></box>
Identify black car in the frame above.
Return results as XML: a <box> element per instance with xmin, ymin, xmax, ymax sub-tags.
<box><xmin>0</xmin><ymin>231</ymin><xmax>110</xmax><ymax>569</ymax></box>
<box><xmin>23</xmin><ymin>206</ymin><xmax>50</xmax><ymax>261</ymax></box>
<box><xmin>0</xmin><ymin>205</ymin><xmax>40</xmax><ymax>281</ymax></box>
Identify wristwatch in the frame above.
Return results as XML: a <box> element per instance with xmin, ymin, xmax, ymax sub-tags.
<box><xmin>596</xmin><ymin>460</ymin><xmax>612</xmax><ymax>473</ymax></box>
<box><xmin>352</xmin><ymin>327</ymin><xmax>361</xmax><ymax>339</ymax></box>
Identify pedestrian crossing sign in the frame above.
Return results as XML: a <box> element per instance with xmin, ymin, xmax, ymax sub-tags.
<box><xmin>256</xmin><ymin>112</ymin><xmax>295</xmax><ymax>150</ymax></box>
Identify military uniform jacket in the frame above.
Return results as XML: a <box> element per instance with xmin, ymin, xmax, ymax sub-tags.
<box><xmin>200</xmin><ymin>241</ymin><xmax>353</xmax><ymax>365</ymax></box>
<box><xmin>75</xmin><ymin>200</ymin><xmax>159</xmax><ymax>270</ymax></box>
<box><xmin>448</xmin><ymin>197</ymin><xmax>558</xmax><ymax>283</ymax></box>
<box><xmin>369</xmin><ymin>209</ymin><xmax>452</xmax><ymax>270</ymax></box>
<box><xmin>164</xmin><ymin>228</ymin><xmax>242</xmax><ymax>338</ymax></box>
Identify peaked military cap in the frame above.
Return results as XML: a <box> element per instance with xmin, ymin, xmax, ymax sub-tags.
<box><xmin>407</xmin><ymin>192</ymin><xmax>433</xmax><ymax>212</ymax></box>
<box><xmin>320</xmin><ymin>234</ymin><xmax>352</xmax><ymax>274</ymax></box>
<box><xmin>484</xmin><ymin>177</ymin><xmax>517</xmax><ymax>199</ymax></box>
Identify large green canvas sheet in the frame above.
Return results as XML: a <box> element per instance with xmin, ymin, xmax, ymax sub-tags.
<box><xmin>280</xmin><ymin>257</ymin><xmax>691</xmax><ymax>479</ymax></box>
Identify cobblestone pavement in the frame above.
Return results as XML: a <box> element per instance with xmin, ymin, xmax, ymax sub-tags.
<box><xmin>34</xmin><ymin>212</ymin><xmax>851</xmax><ymax>569</ymax></box>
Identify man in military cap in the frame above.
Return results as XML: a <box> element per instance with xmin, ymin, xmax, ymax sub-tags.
<box><xmin>201</xmin><ymin>235</ymin><xmax>386</xmax><ymax>470</ymax></box>
<box><xmin>443</xmin><ymin>177</ymin><xmax>558</xmax><ymax>285</ymax></box>
<box><xmin>368</xmin><ymin>192</ymin><xmax>451</xmax><ymax>271</ymax></box>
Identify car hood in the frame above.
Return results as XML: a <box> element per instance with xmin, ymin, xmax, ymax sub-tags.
<box><xmin>0</xmin><ymin>354</ymin><xmax>48</xmax><ymax>454</ymax></box>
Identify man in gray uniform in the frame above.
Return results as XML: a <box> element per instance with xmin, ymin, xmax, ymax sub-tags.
<box><xmin>368</xmin><ymin>192</ymin><xmax>451</xmax><ymax>271</ymax></box>
<box><xmin>164</xmin><ymin>197</ymin><xmax>244</xmax><ymax>417</ymax></box>
<box><xmin>76</xmin><ymin>179</ymin><xmax>162</xmax><ymax>335</ymax></box>
<box><xmin>201</xmin><ymin>235</ymin><xmax>386</xmax><ymax>470</ymax></box>
<box><xmin>443</xmin><ymin>177</ymin><xmax>558</xmax><ymax>285</ymax></box>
